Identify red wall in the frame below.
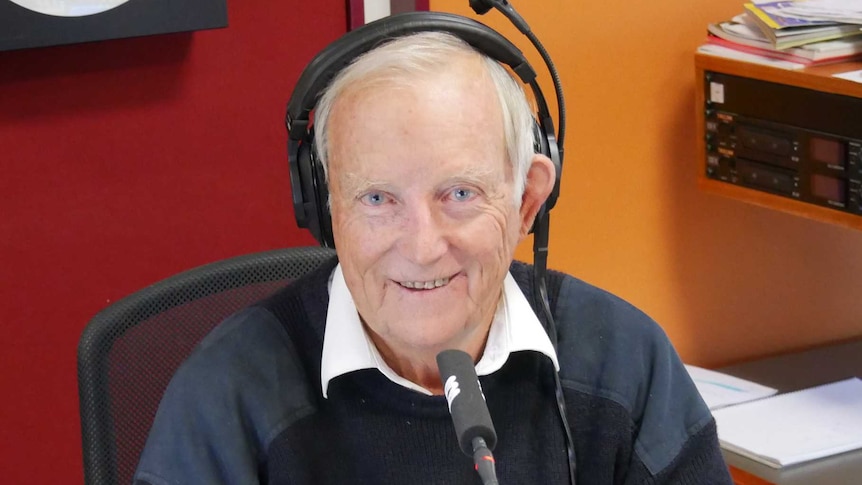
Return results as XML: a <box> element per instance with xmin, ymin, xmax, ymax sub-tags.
<box><xmin>0</xmin><ymin>2</ymin><xmax>344</xmax><ymax>481</ymax></box>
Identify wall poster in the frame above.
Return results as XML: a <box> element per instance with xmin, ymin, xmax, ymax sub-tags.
<box><xmin>0</xmin><ymin>0</ymin><xmax>228</xmax><ymax>52</ymax></box>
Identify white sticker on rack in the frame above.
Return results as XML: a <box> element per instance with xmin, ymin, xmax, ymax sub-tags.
<box><xmin>710</xmin><ymin>82</ymin><xmax>725</xmax><ymax>104</ymax></box>
<box><xmin>9</xmin><ymin>0</ymin><xmax>129</xmax><ymax>17</ymax></box>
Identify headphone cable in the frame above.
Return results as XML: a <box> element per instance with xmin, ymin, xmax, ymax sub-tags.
<box><xmin>533</xmin><ymin>210</ymin><xmax>577</xmax><ymax>485</ymax></box>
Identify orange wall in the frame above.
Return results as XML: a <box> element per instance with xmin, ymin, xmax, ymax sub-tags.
<box><xmin>432</xmin><ymin>0</ymin><xmax>862</xmax><ymax>367</ymax></box>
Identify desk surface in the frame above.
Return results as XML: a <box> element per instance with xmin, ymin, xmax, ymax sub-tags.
<box><xmin>717</xmin><ymin>339</ymin><xmax>862</xmax><ymax>485</ymax></box>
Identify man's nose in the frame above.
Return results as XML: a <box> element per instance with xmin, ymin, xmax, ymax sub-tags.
<box><xmin>400</xmin><ymin>202</ymin><xmax>448</xmax><ymax>265</ymax></box>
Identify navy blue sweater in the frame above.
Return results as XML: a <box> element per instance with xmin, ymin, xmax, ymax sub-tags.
<box><xmin>135</xmin><ymin>257</ymin><xmax>732</xmax><ymax>484</ymax></box>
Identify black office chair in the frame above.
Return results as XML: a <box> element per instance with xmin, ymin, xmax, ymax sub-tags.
<box><xmin>77</xmin><ymin>246</ymin><xmax>335</xmax><ymax>485</ymax></box>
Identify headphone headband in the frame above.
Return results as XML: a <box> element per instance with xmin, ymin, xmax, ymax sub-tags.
<box><xmin>286</xmin><ymin>12</ymin><xmax>537</xmax><ymax>141</ymax></box>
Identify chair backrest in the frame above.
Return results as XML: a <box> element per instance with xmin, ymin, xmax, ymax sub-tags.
<box><xmin>77</xmin><ymin>246</ymin><xmax>335</xmax><ymax>485</ymax></box>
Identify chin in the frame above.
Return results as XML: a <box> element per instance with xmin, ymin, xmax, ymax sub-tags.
<box><xmin>394</xmin><ymin>316</ymin><xmax>472</xmax><ymax>350</ymax></box>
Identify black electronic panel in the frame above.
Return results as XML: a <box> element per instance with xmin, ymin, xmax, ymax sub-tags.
<box><xmin>703</xmin><ymin>71</ymin><xmax>862</xmax><ymax>216</ymax></box>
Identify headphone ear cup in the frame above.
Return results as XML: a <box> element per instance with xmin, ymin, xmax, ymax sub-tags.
<box><xmin>532</xmin><ymin>119</ymin><xmax>547</xmax><ymax>156</ymax></box>
<box><xmin>291</xmin><ymin>130</ymin><xmax>331</xmax><ymax>248</ymax></box>
<box><xmin>308</xmin><ymin>142</ymin><xmax>334</xmax><ymax>248</ymax></box>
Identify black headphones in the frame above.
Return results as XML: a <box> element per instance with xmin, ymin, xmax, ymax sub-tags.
<box><xmin>284</xmin><ymin>11</ymin><xmax>561</xmax><ymax>249</ymax></box>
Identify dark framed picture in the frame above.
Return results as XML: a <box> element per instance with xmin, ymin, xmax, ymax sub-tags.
<box><xmin>348</xmin><ymin>0</ymin><xmax>429</xmax><ymax>30</ymax></box>
<box><xmin>0</xmin><ymin>0</ymin><xmax>228</xmax><ymax>52</ymax></box>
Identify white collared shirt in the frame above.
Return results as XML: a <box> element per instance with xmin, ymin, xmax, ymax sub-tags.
<box><xmin>320</xmin><ymin>264</ymin><xmax>559</xmax><ymax>397</ymax></box>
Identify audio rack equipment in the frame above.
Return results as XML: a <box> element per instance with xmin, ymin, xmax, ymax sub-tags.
<box><xmin>696</xmin><ymin>54</ymin><xmax>862</xmax><ymax>229</ymax></box>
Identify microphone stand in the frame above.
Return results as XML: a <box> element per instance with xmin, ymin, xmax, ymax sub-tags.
<box><xmin>471</xmin><ymin>437</ymin><xmax>499</xmax><ymax>485</ymax></box>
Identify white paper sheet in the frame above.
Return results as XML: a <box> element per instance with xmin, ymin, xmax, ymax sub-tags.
<box><xmin>833</xmin><ymin>69</ymin><xmax>862</xmax><ymax>84</ymax></box>
<box><xmin>685</xmin><ymin>365</ymin><xmax>778</xmax><ymax>410</ymax></box>
<box><xmin>697</xmin><ymin>44</ymin><xmax>808</xmax><ymax>70</ymax></box>
<box><xmin>712</xmin><ymin>378</ymin><xmax>862</xmax><ymax>468</ymax></box>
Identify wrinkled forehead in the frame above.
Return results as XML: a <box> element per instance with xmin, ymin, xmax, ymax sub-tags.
<box><xmin>330</xmin><ymin>69</ymin><xmax>505</xmax><ymax>155</ymax></box>
<box><xmin>328</xmin><ymin>50</ymin><xmax>503</xmax><ymax>135</ymax></box>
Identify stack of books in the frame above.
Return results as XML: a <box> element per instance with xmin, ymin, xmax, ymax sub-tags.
<box><xmin>701</xmin><ymin>0</ymin><xmax>862</xmax><ymax>68</ymax></box>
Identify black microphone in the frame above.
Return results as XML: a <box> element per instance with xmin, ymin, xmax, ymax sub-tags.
<box><xmin>469</xmin><ymin>0</ymin><xmax>494</xmax><ymax>14</ymax></box>
<box><xmin>436</xmin><ymin>349</ymin><xmax>499</xmax><ymax>485</ymax></box>
<box><xmin>470</xmin><ymin>0</ymin><xmax>531</xmax><ymax>35</ymax></box>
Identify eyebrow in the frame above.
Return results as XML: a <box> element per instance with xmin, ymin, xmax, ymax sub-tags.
<box><xmin>335</xmin><ymin>165</ymin><xmax>503</xmax><ymax>198</ymax></box>
<box><xmin>336</xmin><ymin>172</ymin><xmax>389</xmax><ymax>199</ymax></box>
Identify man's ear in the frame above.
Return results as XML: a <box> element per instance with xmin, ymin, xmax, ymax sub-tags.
<box><xmin>519</xmin><ymin>153</ymin><xmax>557</xmax><ymax>236</ymax></box>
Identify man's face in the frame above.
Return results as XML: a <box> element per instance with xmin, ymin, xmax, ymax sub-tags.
<box><xmin>327</xmin><ymin>61</ymin><xmax>528</xmax><ymax>360</ymax></box>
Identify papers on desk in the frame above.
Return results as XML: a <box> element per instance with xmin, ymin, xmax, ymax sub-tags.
<box><xmin>712</xmin><ymin>377</ymin><xmax>862</xmax><ymax>469</ymax></box>
<box><xmin>685</xmin><ymin>365</ymin><xmax>778</xmax><ymax>410</ymax></box>
<box><xmin>697</xmin><ymin>43</ymin><xmax>808</xmax><ymax>70</ymax></box>
<box><xmin>834</xmin><ymin>68</ymin><xmax>862</xmax><ymax>84</ymax></box>
<box><xmin>766</xmin><ymin>0</ymin><xmax>862</xmax><ymax>25</ymax></box>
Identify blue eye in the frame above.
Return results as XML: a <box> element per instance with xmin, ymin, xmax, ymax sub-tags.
<box><xmin>361</xmin><ymin>192</ymin><xmax>387</xmax><ymax>206</ymax></box>
<box><xmin>451</xmin><ymin>188</ymin><xmax>474</xmax><ymax>202</ymax></box>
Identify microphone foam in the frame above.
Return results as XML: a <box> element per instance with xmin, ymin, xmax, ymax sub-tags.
<box><xmin>436</xmin><ymin>349</ymin><xmax>497</xmax><ymax>455</ymax></box>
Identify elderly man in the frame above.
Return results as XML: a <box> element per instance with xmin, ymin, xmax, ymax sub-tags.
<box><xmin>134</xmin><ymin>18</ymin><xmax>732</xmax><ymax>485</ymax></box>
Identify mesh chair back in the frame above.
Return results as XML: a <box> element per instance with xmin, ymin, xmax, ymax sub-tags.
<box><xmin>77</xmin><ymin>246</ymin><xmax>335</xmax><ymax>485</ymax></box>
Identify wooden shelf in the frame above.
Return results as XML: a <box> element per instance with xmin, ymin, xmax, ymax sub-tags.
<box><xmin>694</xmin><ymin>53</ymin><xmax>862</xmax><ymax>231</ymax></box>
<box><xmin>729</xmin><ymin>466</ymin><xmax>774</xmax><ymax>485</ymax></box>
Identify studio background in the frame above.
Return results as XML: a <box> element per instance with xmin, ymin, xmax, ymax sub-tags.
<box><xmin>2</xmin><ymin>0</ymin><xmax>861</xmax><ymax>482</ymax></box>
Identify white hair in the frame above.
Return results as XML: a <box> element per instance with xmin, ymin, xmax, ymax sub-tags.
<box><xmin>313</xmin><ymin>31</ymin><xmax>536</xmax><ymax>204</ymax></box>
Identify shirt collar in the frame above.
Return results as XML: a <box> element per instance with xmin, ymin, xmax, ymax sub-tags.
<box><xmin>320</xmin><ymin>263</ymin><xmax>559</xmax><ymax>398</ymax></box>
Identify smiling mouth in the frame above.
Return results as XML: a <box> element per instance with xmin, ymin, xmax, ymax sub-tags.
<box><xmin>398</xmin><ymin>276</ymin><xmax>452</xmax><ymax>290</ymax></box>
